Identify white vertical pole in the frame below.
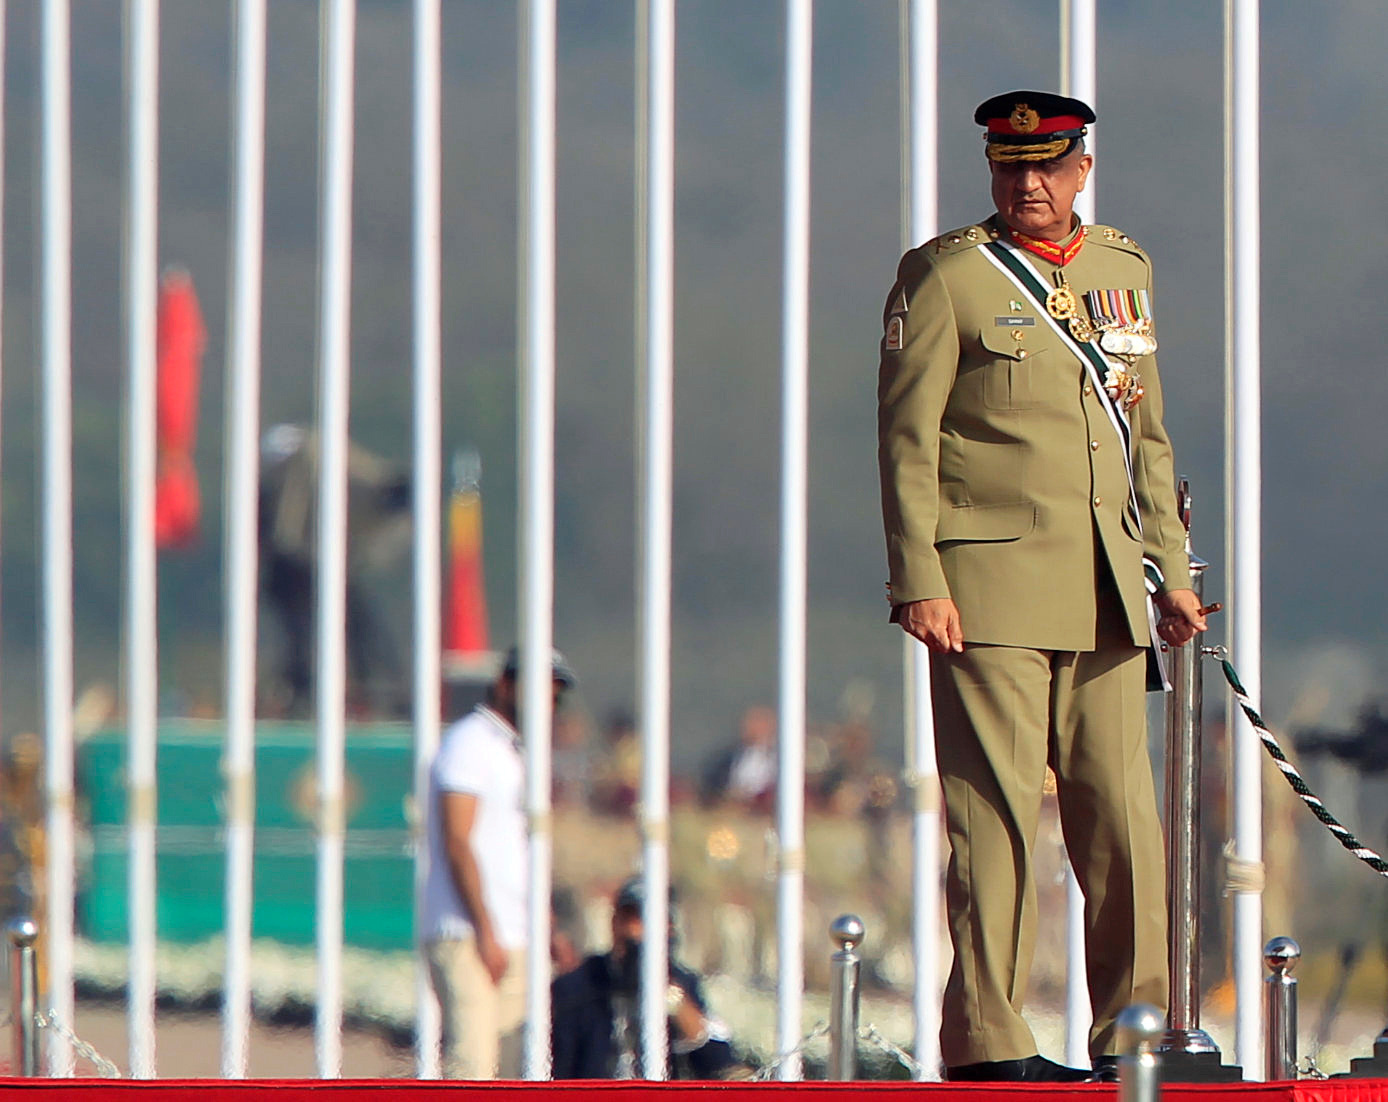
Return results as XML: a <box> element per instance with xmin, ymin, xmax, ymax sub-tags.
<box><xmin>313</xmin><ymin>0</ymin><xmax>355</xmax><ymax>1079</ymax></box>
<box><xmin>518</xmin><ymin>0</ymin><xmax>556</xmax><ymax>1080</ymax></box>
<box><xmin>123</xmin><ymin>0</ymin><xmax>160</xmax><ymax>1079</ymax></box>
<box><xmin>899</xmin><ymin>0</ymin><xmax>941</xmax><ymax>1080</ymax></box>
<box><xmin>635</xmin><ymin>0</ymin><xmax>675</xmax><ymax>1080</ymax></box>
<box><xmin>1225</xmin><ymin>0</ymin><xmax>1263</xmax><ymax>1078</ymax></box>
<box><xmin>0</xmin><ymin>0</ymin><xmax>6</xmax><ymax>612</ymax></box>
<box><xmin>40</xmin><ymin>0</ymin><xmax>76</xmax><ymax>1077</ymax></box>
<box><xmin>775</xmin><ymin>0</ymin><xmax>811</xmax><ymax>1081</ymax></box>
<box><xmin>1060</xmin><ymin>0</ymin><xmax>1096</xmax><ymax>1070</ymax></box>
<box><xmin>411</xmin><ymin>0</ymin><xmax>443</xmax><ymax>1080</ymax></box>
<box><xmin>221</xmin><ymin>0</ymin><xmax>266</xmax><ymax>1078</ymax></box>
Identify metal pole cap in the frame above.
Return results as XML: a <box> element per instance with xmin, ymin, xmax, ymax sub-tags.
<box><xmin>829</xmin><ymin>913</ymin><xmax>865</xmax><ymax>951</ymax></box>
<box><xmin>5</xmin><ymin>916</ymin><xmax>38</xmax><ymax>948</ymax></box>
<box><xmin>1264</xmin><ymin>936</ymin><xmax>1301</xmax><ymax>976</ymax></box>
<box><xmin>1115</xmin><ymin>1004</ymin><xmax>1166</xmax><ymax>1053</ymax></box>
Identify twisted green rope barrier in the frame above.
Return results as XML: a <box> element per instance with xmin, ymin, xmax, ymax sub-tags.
<box><xmin>1218</xmin><ymin>653</ymin><xmax>1388</xmax><ymax>879</ymax></box>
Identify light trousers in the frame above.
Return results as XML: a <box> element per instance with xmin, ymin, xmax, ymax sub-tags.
<box><xmin>930</xmin><ymin>619</ymin><xmax>1168</xmax><ymax>1067</ymax></box>
<box><xmin>424</xmin><ymin>936</ymin><xmax>526</xmax><ymax>1079</ymax></box>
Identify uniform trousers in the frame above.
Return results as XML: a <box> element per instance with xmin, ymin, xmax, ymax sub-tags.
<box><xmin>929</xmin><ymin>593</ymin><xmax>1168</xmax><ymax>1066</ymax></box>
<box><xmin>425</xmin><ymin>937</ymin><xmax>526</xmax><ymax>1079</ymax></box>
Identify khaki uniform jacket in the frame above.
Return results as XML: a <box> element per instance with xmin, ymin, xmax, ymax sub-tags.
<box><xmin>877</xmin><ymin>215</ymin><xmax>1192</xmax><ymax>651</ymax></box>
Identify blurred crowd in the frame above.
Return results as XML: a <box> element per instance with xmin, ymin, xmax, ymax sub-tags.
<box><xmin>554</xmin><ymin>701</ymin><xmax>902</xmax><ymax>823</ymax></box>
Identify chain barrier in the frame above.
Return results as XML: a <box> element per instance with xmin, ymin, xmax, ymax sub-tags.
<box><xmin>1215</xmin><ymin>649</ymin><xmax>1388</xmax><ymax>879</ymax></box>
<box><xmin>750</xmin><ymin>1021</ymin><xmax>828</xmax><ymax>1081</ymax></box>
<box><xmin>35</xmin><ymin>1009</ymin><xmax>123</xmax><ymax>1078</ymax></box>
<box><xmin>858</xmin><ymin>1022</ymin><xmax>927</xmax><ymax>1078</ymax></box>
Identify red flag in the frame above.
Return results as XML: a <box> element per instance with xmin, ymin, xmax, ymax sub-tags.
<box><xmin>154</xmin><ymin>268</ymin><xmax>206</xmax><ymax>549</ymax></box>
<box><xmin>445</xmin><ymin>452</ymin><xmax>489</xmax><ymax>656</ymax></box>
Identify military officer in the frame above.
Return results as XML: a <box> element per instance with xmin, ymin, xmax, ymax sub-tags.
<box><xmin>877</xmin><ymin>91</ymin><xmax>1207</xmax><ymax>1082</ymax></box>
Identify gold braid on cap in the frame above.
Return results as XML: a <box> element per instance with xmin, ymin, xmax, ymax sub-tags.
<box><xmin>986</xmin><ymin>136</ymin><xmax>1074</xmax><ymax>163</ymax></box>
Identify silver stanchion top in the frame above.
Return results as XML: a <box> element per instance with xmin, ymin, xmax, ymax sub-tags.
<box><xmin>5</xmin><ymin>917</ymin><xmax>38</xmax><ymax>948</ymax></box>
<box><xmin>829</xmin><ymin>914</ymin><xmax>865</xmax><ymax>952</ymax></box>
<box><xmin>1116</xmin><ymin>1004</ymin><xmax>1165</xmax><ymax>1053</ymax></box>
<box><xmin>1264</xmin><ymin>937</ymin><xmax>1301</xmax><ymax>976</ymax></box>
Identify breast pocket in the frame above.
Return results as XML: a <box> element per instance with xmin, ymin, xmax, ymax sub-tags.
<box><xmin>978</xmin><ymin>329</ymin><xmax>1050</xmax><ymax>410</ymax></box>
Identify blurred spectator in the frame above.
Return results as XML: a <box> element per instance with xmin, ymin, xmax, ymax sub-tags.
<box><xmin>419</xmin><ymin>645</ymin><xmax>575</xmax><ymax>1079</ymax></box>
<box><xmin>258</xmin><ymin>425</ymin><xmax>412</xmax><ymax>719</ymax></box>
<box><xmin>699</xmin><ymin>706</ymin><xmax>777</xmax><ymax>812</ymax></box>
<box><xmin>552</xmin><ymin>710</ymin><xmax>596</xmax><ymax>808</ymax></box>
<box><xmin>815</xmin><ymin>719</ymin><xmax>878</xmax><ymax>816</ymax></box>
<box><xmin>551</xmin><ymin>876</ymin><xmax>739</xmax><ymax>1079</ymax></box>
<box><xmin>590</xmin><ymin>710</ymin><xmax>641</xmax><ymax>817</ymax></box>
<box><xmin>551</xmin><ymin>884</ymin><xmax>587</xmax><ymax>977</ymax></box>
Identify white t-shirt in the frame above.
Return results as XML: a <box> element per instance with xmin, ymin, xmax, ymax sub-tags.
<box><xmin>420</xmin><ymin>705</ymin><xmax>529</xmax><ymax>947</ymax></box>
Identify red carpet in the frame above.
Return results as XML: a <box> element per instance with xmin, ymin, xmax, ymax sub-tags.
<box><xmin>0</xmin><ymin>1081</ymin><xmax>1385</xmax><ymax>1101</ymax></box>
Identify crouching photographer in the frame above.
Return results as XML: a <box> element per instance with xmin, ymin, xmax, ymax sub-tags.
<box><xmin>550</xmin><ymin>877</ymin><xmax>739</xmax><ymax>1079</ymax></box>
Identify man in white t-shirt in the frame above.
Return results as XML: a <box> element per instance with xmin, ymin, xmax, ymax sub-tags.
<box><xmin>420</xmin><ymin>645</ymin><xmax>575</xmax><ymax>1079</ymax></box>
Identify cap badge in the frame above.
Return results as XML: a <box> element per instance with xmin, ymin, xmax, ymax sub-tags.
<box><xmin>1010</xmin><ymin>103</ymin><xmax>1040</xmax><ymax>133</ymax></box>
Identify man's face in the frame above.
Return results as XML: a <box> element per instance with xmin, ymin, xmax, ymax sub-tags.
<box><xmin>491</xmin><ymin>675</ymin><xmax>566</xmax><ymax>725</ymax></box>
<box><xmin>989</xmin><ymin>150</ymin><xmax>1092</xmax><ymax>241</ymax></box>
<box><xmin>612</xmin><ymin>906</ymin><xmax>644</xmax><ymax>957</ymax></box>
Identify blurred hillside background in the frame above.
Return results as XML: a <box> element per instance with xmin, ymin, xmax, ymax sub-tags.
<box><xmin>3</xmin><ymin>2</ymin><xmax>1388</xmax><ymax>755</ymax></box>
<box><xmin>1</xmin><ymin>0</ymin><xmax>1388</xmax><ymax>1077</ymax></box>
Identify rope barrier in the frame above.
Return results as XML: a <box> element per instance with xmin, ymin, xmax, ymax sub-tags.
<box><xmin>1217</xmin><ymin>651</ymin><xmax>1388</xmax><ymax>880</ymax></box>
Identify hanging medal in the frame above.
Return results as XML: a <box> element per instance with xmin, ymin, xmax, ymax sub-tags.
<box><xmin>1046</xmin><ymin>271</ymin><xmax>1077</xmax><ymax>321</ymax></box>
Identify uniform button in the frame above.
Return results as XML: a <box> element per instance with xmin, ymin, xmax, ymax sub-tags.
<box><xmin>1083</xmin><ymin>383</ymin><xmax>1094</xmax><ymax>396</ymax></box>
<box><xmin>1090</xmin><ymin>440</ymin><xmax>1100</xmax><ymax>451</ymax></box>
<box><xmin>1093</xmin><ymin>495</ymin><xmax>1103</xmax><ymax>507</ymax></box>
<box><xmin>1017</xmin><ymin>349</ymin><xmax>1028</xmax><ymax>360</ymax></box>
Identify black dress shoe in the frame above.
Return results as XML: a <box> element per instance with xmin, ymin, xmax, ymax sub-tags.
<box><xmin>946</xmin><ymin>1054</ymin><xmax>1095</xmax><ymax>1082</ymax></box>
<box><xmin>1092</xmin><ymin>1056</ymin><xmax>1120</xmax><ymax>1082</ymax></box>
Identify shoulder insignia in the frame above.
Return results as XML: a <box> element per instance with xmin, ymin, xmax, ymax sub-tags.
<box><xmin>1089</xmin><ymin>224</ymin><xmax>1149</xmax><ymax>259</ymax></box>
<box><xmin>924</xmin><ymin>224</ymin><xmax>990</xmax><ymax>257</ymax></box>
<box><xmin>885</xmin><ymin>315</ymin><xmax>904</xmax><ymax>352</ymax></box>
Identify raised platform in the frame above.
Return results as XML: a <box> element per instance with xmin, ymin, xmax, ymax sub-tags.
<box><xmin>0</xmin><ymin>1080</ymin><xmax>1386</xmax><ymax>1101</ymax></box>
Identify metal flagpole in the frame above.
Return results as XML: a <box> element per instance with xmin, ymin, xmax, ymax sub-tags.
<box><xmin>411</xmin><ymin>0</ymin><xmax>443</xmax><ymax>1079</ymax></box>
<box><xmin>221</xmin><ymin>0</ymin><xmax>267</xmax><ymax>1078</ymax></box>
<box><xmin>636</xmin><ymin>0</ymin><xmax>675</xmax><ymax>1079</ymax></box>
<box><xmin>122</xmin><ymin>0</ymin><xmax>160</xmax><ymax>1078</ymax></box>
<box><xmin>518</xmin><ymin>0</ymin><xmax>557</xmax><ymax>1079</ymax></box>
<box><xmin>899</xmin><ymin>0</ymin><xmax>941</xmax><ymax>1080</ymax></box>
<box><xmin>1060</xmin><ymin>0</ymin><xmax>1096</xmax><ymax>1069</ymax></box>
<box><xmin>313</xmin><ymin>0</ymin><xmax>356</xmax><ymax>1078</ymax></box>
<box><xmin>40</xmin><ymin>0</ymin><xmax>77</xmax><ymax>1076</ymax></box>
<box><xmin>775</xmin><ymin>0</ymin><xmax>812</xmax><ymax>1080</ymax></box>
<box><xmin>1225</xmin><ymin>0</ymin><xmax>1263</xmax><ymax>1078</ymax></box>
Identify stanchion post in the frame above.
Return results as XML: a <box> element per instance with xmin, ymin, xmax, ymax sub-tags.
<box><xmin>1161</xmin><ymin>479</ymin><xmax>1219</xmax><ymax>1058</ymax></box>
<box><xmin>1157</xmin><ymin>482</ymin><xmax>1242</xmax><ymax>1082</ymax></box>
<box><xmin>828</xmin><ymin>914</ymin><xmax>864</xmax><ymax>1081</ymax></box>
<box><xmin>7</xmin><ymin>917</ymin><xmax>41</xmax><ymax>1076</ymax></box>
<box><xmin>1263</xmin><ymin>937</ymin><xmax>1300</xmax><ymax>1080</ymax></box>
<box><xmin>1117</xmin><ymin>1004</ymin><xmax>1164</xmax><ymax>1102</ymax></box>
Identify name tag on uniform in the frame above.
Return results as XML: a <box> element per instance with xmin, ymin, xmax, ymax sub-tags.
<box><xmin>994</xmin><ymin>315</ymin><xmax>1035</xmax><ymax>327</ymax></box>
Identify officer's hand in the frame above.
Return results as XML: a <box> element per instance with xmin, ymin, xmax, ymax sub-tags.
<box><xmin>1156</xmin><ymin>588</ymin><xmax>1207</xmax><ymax>648</ymax></box>
<box><xmin>899</xmin><ymin>598</ymin><xmax>964</xmax><ymax>654</ymax></box>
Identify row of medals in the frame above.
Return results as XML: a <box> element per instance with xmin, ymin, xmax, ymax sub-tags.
<box><xmin>1044</xmin><ymin>274</ymin><xmax>1148</xmax><ymax>411</ymax></box>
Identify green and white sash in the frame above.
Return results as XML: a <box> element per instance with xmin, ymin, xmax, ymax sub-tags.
<box><xmin>979</xmin><ymin>236</ymin><xmax>1170</xmax><ymax>689</ymax></box>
